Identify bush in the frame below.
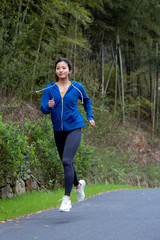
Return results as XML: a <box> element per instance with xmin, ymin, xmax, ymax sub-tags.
<box><xmin>0</xmin><ymin>116</ymin><xmax>37</xmax><ymax>187</ymax></box>
<box><xmin>0</xmin><ymin>116</ymin><xmax>95</xmax><ymax>189</ymax></box>
<box><xmin>24</xmin><ymin>118</ymin><xmax>63</xmax><ymax>188</ymax></box>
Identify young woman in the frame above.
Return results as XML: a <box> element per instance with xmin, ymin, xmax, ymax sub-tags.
<box><xmin>40</xmin><ymin>58</ymin><xmax>95</xmax><ymax>212</ymax></box>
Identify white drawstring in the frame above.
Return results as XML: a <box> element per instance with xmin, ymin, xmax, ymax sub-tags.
<box><xmin>35</xmin><ymin>83</ymin><xmax>56</xmax><ymax>93</ymax></box>
<box><xmin>36</xmin><ymin>83</ymin><xmax>84</xmax><ymax>104</ymax></box>
<box><xmin>72</xmin><ymin>85</ymin><xmax>84</xmax><ymax>104</ymax></box>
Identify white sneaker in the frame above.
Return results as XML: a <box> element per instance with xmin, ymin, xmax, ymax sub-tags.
<box><xmin>59</xmin><ymin>196</ymin><xmax>72</xmax><ymax>212</ymax></box>
<box><xmin>76</xmin><ymin>180</ymin><xmax>86</xmax><ymax>202</ymax></box>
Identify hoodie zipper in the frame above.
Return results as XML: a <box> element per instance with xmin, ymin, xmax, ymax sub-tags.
<box><xmin>61</xmin><ymin>97</ymin><xmax>64</xmax><ymax>130</ymax></box>
<box><xmin>55</xmin><ymin>85</ymin><xmax>64</xmax><ymax>131</ymax></box>
<box><xmin>59</xmin><ymin>82</ymin><xmax>83</xmax><ymax>130</ymax></box>
<box><xmin>60</xmin><ymin>83</ymin><xmax>71</xmax><ymax>130</ymax></box>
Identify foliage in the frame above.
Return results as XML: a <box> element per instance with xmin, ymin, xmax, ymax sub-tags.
<box><xmin>0</xmin><ymin>117</ymin><xmax>38</xmax><ymax>186</ymax></box>
<box><xmin>0</xmin><ymin>0</ymin><xmax>94</xmax><ymax>98</ymax></box>
<box><xmin>1</xmin><ymin>0</ymin><xmax>160</xmax><ymax>127</ymax></box>
<box><xmin>97</xmin><ymin>145</ymin><xmax>160</xmax><ymax>188</ymax></box>
<box><xmin>0</xmin><ymin>117</ymin><xmax>95</xmax><ymax>189</ymax></box>
<box><xmin>83</xmin><ymin>105</ymin><xmax>160</xmax><ymax>188</ymax></box>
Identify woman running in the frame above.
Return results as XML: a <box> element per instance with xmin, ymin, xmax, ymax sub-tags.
<box><xmin>40</xmin><ymin>58</ymin><xmax>95</xmax><ymax>212</ymax></box>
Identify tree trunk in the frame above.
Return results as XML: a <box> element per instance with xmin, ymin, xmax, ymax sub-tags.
<box><xmin>152</xmin><ymin>74</ymin><xmax>157</xmax><ymax>136</ymax></box>
<box><xmin>14</xmin><ymin>0</ymin><xmax>22</xmax><ymax>47</ymax></box>
<box><xmin>149</xmin><ymin>60</ymin><xmax>153</xmax><ymax>102</ymax></box>
<box><xmin>117</xmin><ymin>34</ymin><xmax>125</xmax><ymax>124</ymax></box>
<box><xmin>73</xmin><ymin>20</ymin><xmax>77</xmax><ymax>80</ymax></box>
<box><xmin>23</xmin><ymin>0</ymin><xmax>31</xmax><ymax>22</ymax></box>
<box><xmin>31</xmin><ymin>19</ymin><xmax>45</xmax><ymax>99</ymax></box>
<box><xmin>143</xmin><ymin>74</ymin><xmax>150</xmax><ymax>97</ymax></box>
<box><xmin>137</xmin><ymin>75</ymin><xmax>141</xmax><ymax>127</ymax></box>
<box><xmin>104</xmin><ymin>56</ymin><xmax>115</xmax><ymax>95</ymax></box>
<box><xmin>124</xmin><ymin>42</ymin><xmax>131</xmax><ymax>95</ymax></box>
<box><xmin>104</xmin><ymin>42</ymin><xmax>119</xmax><ymax>95</ymax></box>
<box><xmin>156</xmin><ymin>43</ymin><xmax>159</xmax><ymax>126</ymax></box>
<box><xmin>114</xmin><ymin>50</ymin><xmax>118</xmax><ymax>111</ymax></box>
<box><xmin>101</xmin><ymin>42</ymin><xmax>105</xmax><ymax>96</ymax></box>
<box><xmin>149</xmin><ymin>60</ymin><xmax>153</xmax><ymax>122</ymax></box>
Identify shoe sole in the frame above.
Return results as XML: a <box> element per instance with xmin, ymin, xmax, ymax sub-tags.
<box><xmin>59</xmin><ymin>205</ymin><xmax>72</xmax><ymax>212</ymax></box>
<box><xmin>59</xmin><ymin>209</ymin><xmax>71</xmax><ymax>212</ymax></box>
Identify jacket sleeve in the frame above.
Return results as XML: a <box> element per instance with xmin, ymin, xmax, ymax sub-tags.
<box><xmin>79</xmin><ymin>84</ymin><xmax>94</xmax><ymax>121</ymax></box>
<box><xmin>40</xmin><ymin>87</ymin><xmax>52</xmax><ymax>114</ymax></box>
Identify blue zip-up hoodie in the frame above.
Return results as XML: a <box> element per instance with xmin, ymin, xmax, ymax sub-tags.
<box><xmin>40</xmin><ymin>80</ymin><xmax>94</xmax><ymax>131</ymax></box>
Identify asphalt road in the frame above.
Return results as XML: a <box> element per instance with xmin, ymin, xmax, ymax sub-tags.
<box><xmin>0</xmin><ymin>189</ymin><xmax>160</xmax><ymax>240</ymax></box>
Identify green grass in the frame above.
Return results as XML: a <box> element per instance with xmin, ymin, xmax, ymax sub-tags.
<box><xmin>0</xmin><ymin>184</ymin><xmax>140</xmax><ymax>221</ymax></box>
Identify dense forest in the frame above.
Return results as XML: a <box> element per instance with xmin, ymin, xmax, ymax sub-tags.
<box><xmin>1</xmin><ymin>0</ymin><xmax>160</xmax><ymax>196</ymax></box>
<box><xmin>1</xmin><ymin>0</ymin><xmax>160</xmax><ymax>131</ymax></box>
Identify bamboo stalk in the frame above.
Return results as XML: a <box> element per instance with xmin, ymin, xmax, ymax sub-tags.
<box><xmin>117</xmin><ymin>34</ymin><xmax>125</xmax><ymax>124</ymax></box>
<box><xmin>114</xmin><ymin>51</ymin><xmax>118</xmax><ymax>111</ymax></box>
<box><xmin>74</xmin><ymin>20</ymin><xmax>77</xmax><ymax>80</ymax></box>
<box><xmin>152</xmin><ymin>74</ymin><xmax>156</xmax><ymax>136</ymax></box>
<box><xmin>156</xmin><ymin>43</ymin><xmax>159</xmax><ymax>126</ymax></box>
<box><xmin>101</xmin><ymin>42</ymin><xmax>105</xmax><ymax>96</ymax></box>
<box><xmin>30</xmin><ymin>19</ymin><xmax>46</xmax><ymax>99</ymax></box>
<box><xmin>22</xmin><ymin>0</ymin><xmax>31</xmax><ymax>22</ymax></box>
<box><xmin>104</xmin><ymin>42</ymin><xmax>118</xmax><ymax>95</ymax></box>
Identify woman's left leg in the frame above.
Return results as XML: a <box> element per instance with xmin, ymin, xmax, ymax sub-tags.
<box><xmin>62</xmin><ymin>128</ymin><xmax>82</xmax><ymax>196</ymax></box>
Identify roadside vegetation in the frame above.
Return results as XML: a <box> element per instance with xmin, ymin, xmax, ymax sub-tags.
<box><xmin>0</xmin><ymin>117</ymin><xmax>94</xmax><ymax>189</ymax></box>
<box><xmin>1</xmin><ymin>105</ymin><xmax>160</xmax><ymax>195</ymax></box>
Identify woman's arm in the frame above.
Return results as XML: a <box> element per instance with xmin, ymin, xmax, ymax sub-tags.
<box><xmin>79</xmin><ymin>84</ymin><xmax>95</xmax><ymax>125</ymax></box>
<box><xmin>40</xmin><ymin>88</ymin><xmax>52</xmax><ymax>114</ymax></box>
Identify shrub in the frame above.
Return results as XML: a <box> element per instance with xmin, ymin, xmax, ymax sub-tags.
<box><xmin>0</xmin><ymin>116</ymin><xmax>37</xmax><ymax>187</ymax></box>
<box><xmin>0</xmin><ymin>116</ymin><xmax>95</xmax><ymax>189</ymax></box>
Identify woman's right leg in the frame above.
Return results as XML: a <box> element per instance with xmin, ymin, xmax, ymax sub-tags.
<box><xmin>54</xmin><ymin>131</ymin><xmax>66</xmax><ymax>161</ymax></box>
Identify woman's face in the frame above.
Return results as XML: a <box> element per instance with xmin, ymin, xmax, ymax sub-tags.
<box><xmin>56</xmin><ymin>61</ymin><xmax>71</xmax><ymax>80</ymax></box>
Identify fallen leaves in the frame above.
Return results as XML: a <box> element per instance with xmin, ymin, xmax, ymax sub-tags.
<box><xmin>44</xmin><ymin>225</ymin><xmax>49</xmax><ymax>228</ymax></box>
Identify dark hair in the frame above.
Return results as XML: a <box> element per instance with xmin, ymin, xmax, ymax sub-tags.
<box><xmin>55</xmin><ymin>58</ymin><xmax>72</xmax><ymax>82</ymax></box>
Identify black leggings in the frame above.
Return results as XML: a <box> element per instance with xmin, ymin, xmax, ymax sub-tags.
<box><xmin>54</xmin><ymin>128</ymin><xmax>82</xmax><ymax>196</ymax></box>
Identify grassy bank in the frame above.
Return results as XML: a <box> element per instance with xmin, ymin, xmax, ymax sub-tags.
<box><xmin>0</xmin><ymin>184</ymin><xmax>141</xmax><ymax>222</ymax></box>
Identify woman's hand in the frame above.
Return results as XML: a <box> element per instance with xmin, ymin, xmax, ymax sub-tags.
<box><xmin>48</xmin><ymin>98</ymin><xmax>55</xmax><ymax>107</ymax></box>
<box><xmin>89</xmin><ymin>119</ymin><xmax>95</xmax><ymax>127</ymax></box>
